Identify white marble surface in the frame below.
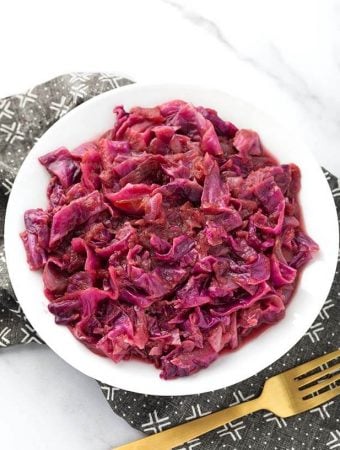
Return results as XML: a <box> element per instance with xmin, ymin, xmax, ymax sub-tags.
<box><xmin>0</xmin><ymin>0</ymin><xmax>339</xmax><ymax>448</ymax></box>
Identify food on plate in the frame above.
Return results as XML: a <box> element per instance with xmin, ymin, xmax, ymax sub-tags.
<box><xmin>21</xmin><ymin>100</ymin><xmax>318</xmax><ymax>379</ymax></box>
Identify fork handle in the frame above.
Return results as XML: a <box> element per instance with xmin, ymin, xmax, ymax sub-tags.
<box><xmin>113</xmin><ymin>396</ymin><xmax>264</xmax><ymax>450</ymax></box>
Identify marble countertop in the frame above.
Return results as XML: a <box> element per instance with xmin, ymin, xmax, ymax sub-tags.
<box><xmin>0</xmin><ymin>0</ymin><xmax>339</xmax><ymax>448</ymax></box>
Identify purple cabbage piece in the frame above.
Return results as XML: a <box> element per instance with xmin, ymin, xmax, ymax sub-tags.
<box><xmin>201</xmin><ymin>153</ymin><xmax>230</xmax><ymax>213</ymax></box>
<box><xmin>49</xmin><ymin>191</ymin><xmax>106</xmax><ymax>246</ymax></box>
<box><xmin>95</xmin><ymin>222</ymin><xmax>136</xmax><ymax>257</ymax></box>
<box><xmin>67</xmin><ymin>271</ymin><xmax>93</xmax><ymax>293</ymax></box>
<box><xmin>21</xmin><ymin>99</ymin><xmax>318</xmax><ymax>380</ymax></box>
<box><xmin>129</xmin><ymin>266</ymin><xmax>186</xmax><ymax>299</ymax></box>
<box><xmin>39</xmin><ymin>147</ymin><xmax>80</xmax><ymax>189</ymax></box>
<box><xmin>119</xmin><ymin>288</ymin><xmax>154</xmax><ymax>309</ymax></box>
<box><xmin>233</xmin><ymin>129</ymin><xmax>262</xmax><ymax>159</ymax></box>
<box><xmin>113</xmin><ymin>158</ymin><xmax>140</xmax><ymax>178</ymax></box>
<box><xmin>149</xmin><ymin>234</ymin><xmax>171</xmax><ymax>253</ymax></box>
<box><xmin>159</xmin><ymin>100</ymin><xmax>186</xmax><ymax>117</ymax></box>
<box><xmin>155</xmin><ymin>235</ymin><xmax>195</xmax><ymax>262</ymax></box>
<box><xmin>160</xmin><ymin>344</ymin><xmax>218</xmax><ymax>379</ymax></box>
<box><xmin>48</xmin><ymin>297</ymin><xmax>82</xmax><ymax>325</ymax></box>
<box><xmin>43</xmin><ymin>257</ymin><xmax>68</xmax><ymax>294</ymax></box>
<box><xmin>254</xmin><ymin>177</ymin><xmax>284</xmax><ymax>213</ymax></box>
<box><xmin>289</xmin><ymin>231</ymin><xmax>319</xmax><ymax>269</ymax></box>
<box><xmin>96</xmin><ymin>308</ymin><xmax>148</xmax><ymax>361</ymax></box>
<box><xmin>71</xmin><ymin>237</ymin><xmax>100</xmax><ymax>272</ymax></box>
<box><xmin>270</xmin><ymin>255</ymin><xmax>297</xmax><ymax>287</ymax></box>
<box><xmin>47</xmin><ymin>177</ymin><xmax>65</xmax><ymax>209</ymax></box>
<box><xmin>21</xmin><ymin>231</ymin><xmax>47</xmax><ymax>270</ymax></box>
<box><xmin>81</xmin><ymin>147</ymin><xmax>102</xmax><ymax>190</ymax></box>
<box><xmin>119</xmin><ymin>155</ymin><xmax>167</xmax><ymax>186</ymax></box>
<box><xmin>105</xmin><ymin>183</ymin><xmax>158</xmax><ymax>215</ymax></box>
<box><xmin>24</xmin><ymin>209</ymin><xmax>50</xmax><ymax>248</ymax></box>
<box><xmin>197</xmin><ymin>106</ymin><xmax>238</xmax><ymax>138</ymax></box>
<box><xmin>21</xmin><ymin>209</ymin><xmax>50</xmax><ymax>270</ymax></box>
<box><xmin>167</xmin><ymin>103</ymin><xmax>222</xmax><ymax>156</ymax></box>
<box><xmin>155</xmin><ymin>178</ymin><xmax>203</xmax><ymax>204</ymax></box>
<box><xmin>71</xmin><ymin>142</ymin><xmax>98</xmax><ymax>159</ymax></box>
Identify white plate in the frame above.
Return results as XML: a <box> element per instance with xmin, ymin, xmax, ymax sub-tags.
<box><xmin>5</xmin><ymin>83</ymin><xmax>338</xmax><ymax>396</ymax></box>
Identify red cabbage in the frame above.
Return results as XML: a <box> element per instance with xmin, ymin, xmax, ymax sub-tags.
<box><xmin>21</xmin><ymin>100</ymin><xmax>318</xmax><ymax>379</ymax></box>
<box><xmin>39</xmin><ymin>147</ymin><xmax>80</xmax><ymax>189</ymax></box>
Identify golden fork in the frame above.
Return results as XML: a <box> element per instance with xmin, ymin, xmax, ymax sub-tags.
<box><xmin>113</xmin><ymin>349</ymin><xmax>340</xmax><ymax>450</ymax></box>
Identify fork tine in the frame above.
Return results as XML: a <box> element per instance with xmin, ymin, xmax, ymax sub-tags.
<box><xmin>300</xmin><ymin>374</ymin><xmax>340</xmax><ymax>397</ymax></box>
<box><xmin>287</xmin><ymin>349</ymin><xmax>340</xmax><ymax>379</ymax></box>
<box><xmin>302</xmin><ymin>386</ymin><xmax>340</xmax><ymax>409</ymax></box>
<box><xmin>296</xmin><ymin>363</ymin><xmax>340</xmax><ymax>388</ymax></box>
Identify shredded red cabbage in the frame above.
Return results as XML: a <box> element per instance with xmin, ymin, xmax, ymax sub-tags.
<box><xmin>21</xmin><ymin>101</ymin><xmax>318</xmax><ymax>379</ymax></box>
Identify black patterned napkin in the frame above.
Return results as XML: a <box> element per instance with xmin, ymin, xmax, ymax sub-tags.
<box><xmin>0</xmin><ymin>73</ymin><xmax>339</xmax><ymax>450</ymax></box>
